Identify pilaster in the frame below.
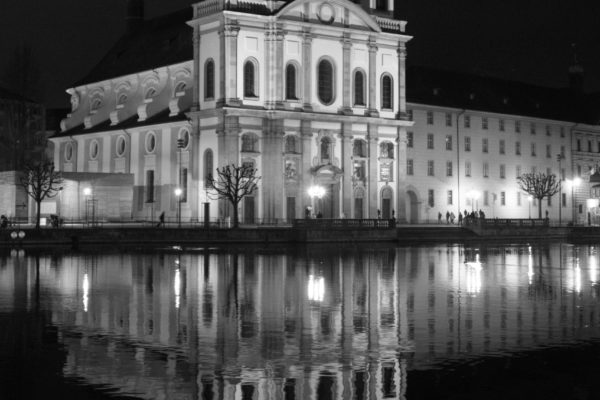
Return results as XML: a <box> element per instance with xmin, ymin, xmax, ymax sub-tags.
<box><xmin>192</xmin><ymin>25</ymin><xmax>201</xmax><ymax>111</ymax></box>
<box><xmin>367</xmin><ymin>39</ymin><xmax>379</xmax><ymax>117</ymax></box>
<box><xmin>396</xmin><ymin>44</ymin><xmax>407</xmax><ymax>120</ymax></box>
<box><xmin>340</xmin><ymin>34</ymin><xmax>353</xmax><ymax>115</ymax></box>
<box><xmin>300</xmin><ymin>120</ymin><xmax>313</xmax><ymax>210</ymax></box>
<box><xmin>368</xmin><ymin>125</ymin><xmax>378</xmax><ymax>217</ymax></box>
<box><xmin>396</xmin><ymin>127</ymin><xmax>407</xmax><ymax>222</ymax></box>
<box><xmin>216</xmin><ymin>115</ymin><xmax>241</xmax><ymax>220</ymax></box>
<box><xmin>261</xmin><ymin>118</ymin><xmax>284</xmax><ymax>221</ymax></box>
<box><xmin>341</xmin><ymin>123</ymin><xmax>353</xmax><ymax>217</ymax></box>
<box><xmin>219</xmin><ymin>22</ymin><xmax>241</xmax><ymax>107</ymax></box>
<box><xmin>301</xmin><ymin>29</ymin><xmax>313</xmax><ymax>111</ymax></box>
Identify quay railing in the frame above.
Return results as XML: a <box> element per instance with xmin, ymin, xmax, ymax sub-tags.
<box><xmin>292</xmin><ymin>218</ymin><xmax>396</xmax><ymax>229</ymax></box>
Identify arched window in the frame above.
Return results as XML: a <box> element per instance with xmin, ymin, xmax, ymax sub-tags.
<box><xmin>175</xmin><ymin>81</ymin><xmax>187</xmax><ymax>96</ymax></box>
<box><xmin>89</xmin><ymin>140</ymin><xmax>99</xmax><ymax>160</ymax></box>
<box><xmin>285</xmin><ymin>64</ymin><xmax>297</xmax><ymax>100</ymax></box>
<box><xmin>145</xmin><ymin>87</ymin><xmax>157</xmax><ymax>99</ymax></box>
<box><xmin>117</xmin><ymin>93</ymin><xmax>128</xmax><ymax>106</ymax></box>
<box><xmin>353</xmin><ymin>139</ymin><xmax>367</xmax><ymax>157</ymax></box>
<box><xmin>204</xmin><ymin>149</ymin><xmax>214</xmax><ymax>188</ymax></box>
<box><xmin>320</xmin><ymin>136</ymin><xmax>331</xmax><ymax>163</ymax></box>
<box><xmin>145</xmin><ymin>132</ymin><xmax>156</xmax><ymax>153</ymax></box>
<box><xmin>65</xmin><ymin>143</ymin><xmax>73</xmax><ymax>162</ymax></box>
<box><xmin>205</xmin><ymin>59</ymin><xmax>215</xmax><ymax>99</ymax></box>
<box><xmin>116</xmin><ymin>136</ymin><xmax>126</xmax><ymax>157</ymax></box>
<box><xmin>241</xmin><ymin>133</ymin><xmax>258</xmax><ymax>152</ymax></box>
<box><xmin>353</xmin><ymin>70</ymin><xmax>365</xmax><ymax>106</ymax></box>
<box><xmin>285</xmin><ymin>135</ymin><xmax>298</xmax><ymax>153</ymax></box>
<box><xmin>179</xmin><ymin>129</ymin><xmax>190</xmax><ymax>149</ymax></box>
<box><xmin>243</xmin><ymin>60</ymin><xmax>257</xmax><ymax>98</ymax></box>
<box><xmin>381</xmin><ymin>74</ymin><xmax>393</xmax><ymax>110</ymax></box>
<box><xmin>380</xmin><ymin>141</ymin><xmax>394</xmax><ymax>158</ymax></box>
<box><xmin>317</xmin><ymin>59</ymin><xmax>334</xmax><ymax>105</ymax></box>
<box><xmin>90</xmin><ymin>97</ymin><xmax>103</xmax><ymax>112</ymax></box>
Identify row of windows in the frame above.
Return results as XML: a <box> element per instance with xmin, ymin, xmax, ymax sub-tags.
<box><xmin>417</xmin><ymin>110</ymin><xmax>566</xmax><ymax>137</ymax></box>
<box><xmin>86</xmin><ymin>82</ymin><xmax>187</xmax><ymax>113</ymax></box>
<box><xmin>407</xmin><ymin>160</ymin><xmax>557</xmax><ymax>180</ymax></box>
<box><xmin>408</xmin><ymin>132</ymin><xmax>566</xmax><ymax>158</ymax></box>
<box><xmin>575</xmin><ymin>138</ymin><xmax>600</xmax><ymax>153</ymax></box>
<box><xmin>201</xmin><ymin>58</ymin><xmax>395</xmax><ymax>108</ymax></box>
<box><xmin>427</xmin><ymin>190</ymin><xmax>569</xmax><ymax>208</ymax></box>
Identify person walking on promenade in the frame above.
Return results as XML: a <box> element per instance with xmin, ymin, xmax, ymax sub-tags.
<box><xmin>446</xmin><ymin>211</ymin><xmax>450</xmax><ymax>224</ymax></box>
<box><xmin>450</xmin><ymin>212</ymin><xmax>455</xmax><ymax>224</ymax></box>
<box><xmin>438</xmin><ymin>212</ymin><xmax>442</xmax><ymax>223</ymax></box>
<box><xmin>157</xmin><ymin>211</ymin><xmax>165</xmax><ymax>227</ymax></box>
<box><xmin>458</xmin><ymin>212</ymin><xmax>463</xmax><ymax>225</ymax></box>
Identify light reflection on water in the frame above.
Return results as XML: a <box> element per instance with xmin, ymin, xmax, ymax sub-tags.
<box><xmin>1</xmin><ymin>243</ymin><xmax>600</xmax><ymax>399</ymax></box>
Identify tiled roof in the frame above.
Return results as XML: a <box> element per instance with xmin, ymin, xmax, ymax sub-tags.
<box><xmin>53</xmin><ymin>108</ymin><xmax>190</xmax><ymax>138</ymax></box>
<box><xmin>74</xmin><ymin>8</ymin><xmax>193</xmax><ymax>87</ymax></box>
<box><xmin>406</xmin><ymin>66</ymin><xmax>600</xmax><ymax>124</ymax></box>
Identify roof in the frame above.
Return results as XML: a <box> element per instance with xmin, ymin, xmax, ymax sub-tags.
<box><xmin>74</xmin><ymin>8</ymin><xmax>193</xmax><ymax>87</ymax></box>
<box><xmin>53</xmin><ymin>108</ymin><xmax>190</xmax><ymax>138</ymax></box>
<box><xmin>406</xmin><ymin>66</ymin><xmax>600</xmax><ymax>124</ymax></box>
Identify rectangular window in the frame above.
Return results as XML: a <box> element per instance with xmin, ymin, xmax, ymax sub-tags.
<box><xmin>484</xmin><ymin>190</ymin><xmax>489</xmax><ymax>206</ymax></box>
<box><xmin>516</xmin><ymin>165</ymin><xmax>521</xmax><ymax>178</ymax></box>
<box><xmin>500</xmin><ymin>164</ymin><xmax>506</xmax><ymax>179</ymax></box>
<box><xmin>465</xmin><ymin>136</ymin><xmax>471</xmax><ymax>152</ymax></box>
<box><xmin>465</xmin><ymin>161</ymin><xmax>471</xmax><ymax>177</ymax></box>
<box><xmin>446</xmin><ymin>161</ymin><xmax>453</xmax><ymax>177</ymax></box>
<box><xmin>407</xmin><ymin>132</ymin><xmax>413</xmax><ymax>148</ymax></box>
<box><xmin>530</xmin><ymin>123</ymin><xmax>536</xmax><ymax>134</ymax></box>
<box><xmin>515</xmin><ymin>120</ymin><xmax>521</xmax><ymax>133</ymax></box>
<box><xmin>499</xmin><ymin>140</ymin><xmax>505</xmax><ymax>154</ymax></box>
<box><xmin>427</xmin><ymin>111</ymin><xmax>434</xmax><ymax>125</ymax></box>
<box><xmin>482</xmin><ymin>138</ymin><xmax>488</xmax><ymax>153</ymax></box>
<box><xmin>447</xmin><ymin>190</ymin><xmax>453</xmax><ymax>205</ymax></box>
<box><xmin>445</xmin><ymin>135</ymin><xmax>452</xmax><ymax>150</ymax></box>
<box><xmin>427</xmin><ymin>160</ymin><xmax>434</xmax><ymax>176</ymax></box>
<box><xmin>546</xmin><ymin>144</ymin><xmax>551</xmax><ymax>158</ymax></box>
<box><xmin>428</xmin><ymin>189</ymin><xmax>434</xmax><ymax>207</ymax></box>
<box><xmin>482</xmin><ymin>117</ymin><xmax>488</xmax><ymax>130</ymax></box>
<box><xmin>531</xmin><ymin>143</ymin><xmax>536</xmax><ymax>156</ymax></box>
<box><xmin>427</xmin><ymin>134</ymin><xmax>434</xmax><ymax>149</ymax></box>
<box><xmin>499</xmin><ymin>119</ymin><xmax>505</xmax><ymax>131</ymax></box>
<box><xmin>501</xmin><ymin>191</ymin><xmax>506</xmax><ymax>206</ymax></box>
<box><xmin>517</xmin><ymin>192</ymin><xmax>521</xmax><ymax>206</ymax></box>
<box><xmin>546</xmin><ymin>125</ymin><xmax>551</xmax><ymax>136</ymax></box>
<box><xmin>483</xmin><ymin>162</ymin><xmax>489</xmax><ymax>177</ymax></box>
<box><xmin>407</xmin><ymin>159</ymin><xmax>414</xmax><ymax>175</ymax></box>
<box><xmin>560</xmin><ymin>126</ymin><xmax>565</xmax><ymax>137</ymax></box>
<box><xmin>445</xmin><ymin>113</ymin><xmax>452</xmax><ymax>127</ymax></box>
<box><xmin>464</xmin><ymin>115</ymin><xmax>471</xmax><ymax>128</ymax></box>
<box><xmin>145</xmin><ymin>170</ymin><xmax>154</xmax><ymax>204</ymax></box>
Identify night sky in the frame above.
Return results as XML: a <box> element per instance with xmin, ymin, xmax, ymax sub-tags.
<box><xmin>1</xmin><ymin>0</ymin><xmax>598</xmax><ymax>108</ymax></box>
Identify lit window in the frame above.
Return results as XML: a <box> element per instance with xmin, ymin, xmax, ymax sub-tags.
<box><xmin>515</xmin><ymin>141</ymin><xmax>521</xmax><ymax>155</ymax></box>
<box><xmin>500</xmin><ymin>164</ymin><xmax>505</xmax><ymax>179</ymax></box>
<box><xmin>407</xmin><ymin>159</ymin><xmax>413</xmax><ymax>175</ymax></box>
<box><xmin>243</xmin><ymin>60</ymin><xmax>258</xmax><ymax>97</ymax></box>
<box><xmin>447</xmin><ymin>190</ymin><xmax>453</xmax><ymax>205</ymax></box>
<box><xmin>446</xmin><ymin>161</ymin><xmax>453</xmax><ymax>177</ymax></box>
<box><xmin>317</xmin><ymin>59</ymin><xmax>334</xmax><ymax>104</ymax></box>
<box><xmin>381</xmin><ymin>74</ymin><xmax>393</xmax><ymax>109</ymax></box>
<box><xmin>445</xmin><ymin>135</ymin><xmax>452</xmax><ymax>150</ymax></box>
<box><xmin>483</xmin><ymin>162</ymin><xmax>489</xmax><ymax>177</ymax></box>
<box><xmin>427</xmin><ymin>134</ymin><xmax>434</xmax><ymax>149</ymax></box>
<box><xmin>427</xmin><ymin>111</ymin><xmax>434</xmax><ymax>125</ymax></box>
<box><xmin>464</xmin><ymin>136</ymin><xmax>471</xmax><ymax>152</ymax></box>
<box><xmin>427</xmin><ymin>160</ymin><xmax>434</xmax><ymax>176</ymax></box>
<box><xmin>465</xmin><ymin>161</ymin><xmax>471</xmax><ymax>177</ymax></box>
<box><xmin>428</xmin><ymin>189</ymin><xmax>434</xmax><ymax>207</ymax></box>
<box><xmin>482</xmin><ymin>117</ymin><xmax>488</xmax><ymax>130</ymax></box>
<box><xmin>464</xmin><ymin>115</ymin><xmax>471</xmax><ymax>128</ymax></box>
<box><xmin>482</xmin><ymin>138</ymin><xmax>488</xmax><ymax>153</ymax></box>
<box><xmin>407</xmin><ymin>132</ymin><xmax>413</xmax><ymax>148</ymax></box>
<box><xmin>499</xmin><ymin>139</ymin><xmax>505</xmax><ymax>154</ymax></box>
<box><xmin>286</xmin><ymin>64</ymin><xmax>298</xmax><ymax>100</ymax></box>
<box><xmin>353</xmin><ymin>70</ymin><xmax>365</xmax><ymax>106</ymax></box>
<box><xmin>205</xmin><ymin>59</ymin><xmax>215</xmax><ymax>99</ymax></box>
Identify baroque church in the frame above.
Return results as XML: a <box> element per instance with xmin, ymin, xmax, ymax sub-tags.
<box><xmin>51</xmin><ymin>0</ymin><xmax>409</xmax><ymax>223</ymax></box>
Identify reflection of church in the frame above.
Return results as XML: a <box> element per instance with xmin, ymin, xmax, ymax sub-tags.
<box><xmin>4</xmin><ymin>244</ymin><xmax>600</xmax><ymax>398</ymax></box>
<box><xmin>50</xmin><ymin>0</ymin><xmax>410</xmax><ymax>223</ymax></box>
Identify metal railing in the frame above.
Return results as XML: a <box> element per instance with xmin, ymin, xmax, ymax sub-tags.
<box><xmin>293</xmin><ymin>218</ymin><xmax>396</xmax><ymax>229</ymax></box>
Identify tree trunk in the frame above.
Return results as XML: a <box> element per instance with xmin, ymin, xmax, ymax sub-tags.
<box><xmin>35</xmin><ymin>199</ymin><xmax>41</xmax><ymax>229</ymax></box>
<box><xmin>538</xmin><ymin>197</ymin><xmax>543</xmax><ymax>219</ymax></box>
<box><xmin>233</xmin><ymin>202</ymin><xmax>239</xmax><ymax>228</ymax></box>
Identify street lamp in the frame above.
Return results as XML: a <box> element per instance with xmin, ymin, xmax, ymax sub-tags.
<box><xmin>174</xmin><ymin>188</ymin><xmax>183</xmax><ymax>227</ymax></box>
<box><xmin>528</xmin><ymin>195</ymin><xmax>533</xmax><ymax>219</ymax></box>
<box><xmin>307</xmin><ymin>185</ymin><xmax>325</xmax><ymax>217</ymax></box>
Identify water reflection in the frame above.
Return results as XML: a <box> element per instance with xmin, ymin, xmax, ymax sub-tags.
<box><xmin>1</xmin><ymin>244</ymin><xmax>600</xmax><ymax>399</ymax></box>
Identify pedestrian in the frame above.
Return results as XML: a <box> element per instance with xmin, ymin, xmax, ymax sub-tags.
<box><xmin>545</xmin><ymin>209</ymin><xmax>549</xmax><ymax>220</ymax></box>
<box><xmin>391</xmin><ymin>209</ymin><xmax>396</xmax><ymax>222</ymax></box>
<box><xmin>446</xmin><ymin>211</ymin><xmax>450</xmax><ymax>224</ymax></box>
<box><xmin>377</xmin><ymin>209</ymin><xmax>381</xmax><ymax>219</ymax></box>
<box><xmin>157</xmin><ymin>211</ymin><xmax>165</xmax><ymax>227</ymax></box>
<box><xmin>450</xmin><ymin>212</ymin><xmax>455</xmax><ymax>224</ymax></box>
<box><xmin>0</xmin><ymin>215</ymin><xmax>7</xmax><ymax>229</ymax></box>
<box><xmin>438</xmin><ymin>212</ymin><xmax>442</xmax><ymax>223</ymax></box>
<box><xmin>458</xmin><ymin>212</ymin><xmax>463</xmax><ymax>225</ymax></box>
<box><xmin>479</xmin><ymin>209</ymin><xmax>485</xmax><ymax>219</ymax></box>
<box><xmin>305</xmin><ymin>207</ymin><xmax>311</xmax><ymax>219</ymax></box>
<box><xmin>317</xmin><ymin>211</ymin><xmax>323</xmax><ymax>219</ymax></box>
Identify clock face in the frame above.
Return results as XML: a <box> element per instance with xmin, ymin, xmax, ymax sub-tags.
<box><xmin>317</xmin><ymin>3</ymin><xmax>335</xmax><ymax>24</ymax></box>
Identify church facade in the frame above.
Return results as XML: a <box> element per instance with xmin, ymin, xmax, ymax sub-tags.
<box><xmin>51</xmin><ymin>0</ymin><xmax>410</xmax><ymax>223</ymax></box>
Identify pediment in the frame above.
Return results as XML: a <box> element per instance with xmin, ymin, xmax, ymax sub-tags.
<box><xmin>277</xmin><ymin>0</ymin><xmax>381</xmax><ymax>33</ymax></box>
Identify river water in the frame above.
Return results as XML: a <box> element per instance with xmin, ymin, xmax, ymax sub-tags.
<box><xmin>2</xmin><ymin>243</ymin><xmax>600</xmax><ymax>399</ymax></box>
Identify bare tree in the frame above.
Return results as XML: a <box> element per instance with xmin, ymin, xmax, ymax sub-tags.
<box><xmin>19</xmin><ymin>161</ymin><xmax>64</xmax><ymax>228</ymax></box>
<box><xmin>517</xmin><ymin>172</ymin><xmax>560</xmax><ymax>219</ymax></box>
<box><xmin>208</xmin><ymin>164</ymin><xmax>260</xmax><ymax>228</ymax></box>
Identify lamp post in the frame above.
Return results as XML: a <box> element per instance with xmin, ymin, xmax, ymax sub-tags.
<box><xmin>528</xmin><ymin>195</ymin><xmax>533</xmax><ymax>219</ymax></box>
<box><xmin>307</xmin><ymin>185</ymin><xmax>325</xmax><ymax>218</ymax></box>
<box><xmin>557</xmin><ymin>154</ymin><xmax>564</xmax><ymax>225</ymax></box>
<box><xmin>175</xmin><ymin>188</ymin><xmax>182</xmax><ymax>227</ymax></box>
<box><xmin>83</xmin><ymin>187</ymin><xmax>92</xmax><ymax>226</ymax></box>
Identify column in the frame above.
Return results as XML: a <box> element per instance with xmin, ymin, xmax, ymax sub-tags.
<box><xmin>367</xmin><ymin>38</ymin><xmax>379</xmax><ymax>117</ymax></box>
<box><xmin>300</xmin><ymin>120</ymin><xmax>313</xmax><ymax>210</ymax></box>
<box><xmin>302</xmin><ymin>28</ymin><xmax>313</xmax><ymax>111</ymax></box>
<box><xmin>219</xmin><ymin>22</ymin><xmax>241</xmax><ymax>106</ymax></box>
<box><xmin>396</xmin><ymin>43</ymin><xmax>407</xmax><ymax>120</ymax></box>
<box><xmin>341</xmin><ymin>122</ymin><xmax>353</xmax><ymax>217</ymax></box>
<box><xmin>396</xmin><ymin>127</ymin><xmax>407</xmax><ymax>222</ymax></box>
<box><xmin>217</xmin><ymin>116</ymin><xmax>240</xmax><ymax>220</ymax></box>
<box><xmin>340</xmin><ymin>33</ymin><xmax>353</xmax><ymax>115</ymax></box>
<box><xmin>262</xmin><ymin>118</ymin><xmax>284</xmax><ymax>221</ymax></box>
<box><xmin>274</xmin><ymin>25</ymin><xmax>285</xmax><ymax>108</ymax></box>
<box><xmin>368</xmin><ymin>125</ymin><xmax>378</xmax><ymax>217</ymax></box>
<box><xmin>264</xmin><ymin>26</ymin><xmax>274</xmax><ymax>109</ymax></box>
